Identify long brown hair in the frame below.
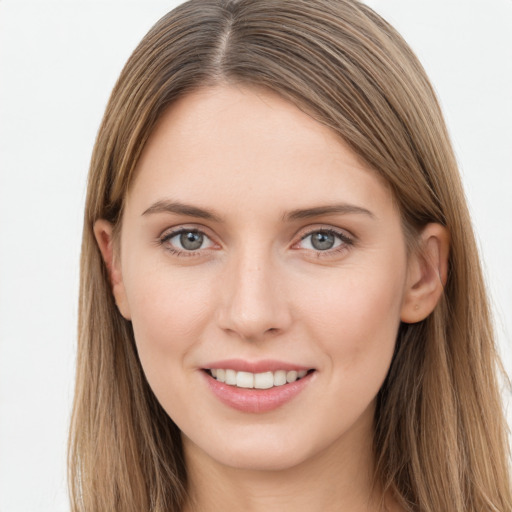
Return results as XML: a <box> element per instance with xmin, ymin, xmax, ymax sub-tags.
<box><xmin>69</xmin><ymin>1</ymin><xmax>511</xmax><ymax>510</ymax></box>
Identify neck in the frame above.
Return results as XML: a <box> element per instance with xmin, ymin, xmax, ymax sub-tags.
<box><xmin>182</xmin><ymin>412</ymin><xmax>391</xmax><ymax>512</ymax></box>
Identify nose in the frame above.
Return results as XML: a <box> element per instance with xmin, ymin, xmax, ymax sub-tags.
<box><xmin>216</xmin><ymin>248</ymin><xmax>292</xmax><ymax>342</ymax></box>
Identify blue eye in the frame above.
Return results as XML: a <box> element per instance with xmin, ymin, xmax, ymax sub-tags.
<box><xmin>161</xmin><ymin>229</ymin><xmax>215</xmax><ymax>252</ymax></box>
<box><xmin>299</xmin><ymin>229</ymin><xmax>351</xmax><ymax>251</ymax></box>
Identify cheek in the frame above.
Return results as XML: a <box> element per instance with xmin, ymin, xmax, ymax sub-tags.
<box><xmin>299</xmin><ymin>259</ymin><xmax>406</xmax><ymax>391</ymax></box>
<box><xmin>124</xmin><ymin>264</ymin><xmax>215</xmax><ymax>375</ymax></box>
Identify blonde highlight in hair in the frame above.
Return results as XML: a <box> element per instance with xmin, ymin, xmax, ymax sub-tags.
<box><xmin>69</xmin><ymin>1</ymin><xmax>511</xmax><ymax>510</ymax></box>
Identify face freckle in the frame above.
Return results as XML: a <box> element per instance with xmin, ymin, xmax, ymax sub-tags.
<box><xmin>114</xmin><ymin>84</ymin><xmax>411</xmax><ymax>473</ymax></box>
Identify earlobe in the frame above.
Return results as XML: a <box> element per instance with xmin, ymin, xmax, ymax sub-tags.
<box><xmin>400</xmin><ymin>223</ymin><xmax>449</xmax><ymax>324</ymax></box>
<box><xmin>93</xmin><ymin>219</ymin><xmax>131</xmax><ymax>320</ymax></box>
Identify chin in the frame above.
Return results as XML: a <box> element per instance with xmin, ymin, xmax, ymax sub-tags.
<box><xmin>207</xmin><ymin>444</ymin><xmax>311</xmax><ymax>472</ymax></box>
<box><xmin>182</xmin><ymin>424</ymin><xmax>337</xmax><ymax>474</ymax></box>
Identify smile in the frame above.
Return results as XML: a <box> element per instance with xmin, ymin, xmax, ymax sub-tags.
<box><xmin>203</xmin><ymin>368</ymin><xmax>316</xmax><ymax>413</ymax></box>
<box><xmin>207</xmin><ymin>369</ymin><xmax>310</xmax><ymax>389</ymax></box>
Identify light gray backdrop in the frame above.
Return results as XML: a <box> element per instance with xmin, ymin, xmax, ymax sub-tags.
<box><xmin>0</xmin><ymin>1</ymin><xmax>511</xmax><ymax>511</ymax></box>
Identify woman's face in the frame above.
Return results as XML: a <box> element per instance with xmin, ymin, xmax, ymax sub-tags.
<box><xmin>105</xmin><ymin>85</ymin><xmax>416</xmax><ymax>471</ymax></box>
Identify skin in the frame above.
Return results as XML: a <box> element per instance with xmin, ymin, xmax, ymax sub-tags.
<box><xmin>95</xmin><ymin>85</ymin><xmax>448</xmax><ymax>512</ymax></box>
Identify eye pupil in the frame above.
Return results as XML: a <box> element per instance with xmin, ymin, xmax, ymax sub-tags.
<box><xmin>311</xmin><ymin>231</ymin><xmax>335</xmax><ymax>250</ymax></box>
<box><xmin>180</xmin><ymin>231</ymin><xmax>203</xmax><ymax>250</ymax></box>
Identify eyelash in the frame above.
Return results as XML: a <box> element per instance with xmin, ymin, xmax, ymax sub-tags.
<box><xmin>159</xmin><ymin>228</ymin><xmax>216</xmax><ymax>257</ymax></box>
<box><xmin>158</xmin><ymin>226</ymin><xmax>354</xmax><ymax>258</ymax></box>
<box><xmin>295</xmin><ymin>228</ymin><xmax>354</xmax><ymax>257</ymax></box>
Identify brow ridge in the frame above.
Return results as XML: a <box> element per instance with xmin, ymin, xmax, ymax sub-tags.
<box><xmin>142</xmin><ymin>200</ymin><xmax>222</xmax><ymax>222</ymax></box>
<box><xmin>284</xmin><ymin>204</ymin><xmax>375</xmax><ymax>221</ymax></box>
<box><xmin>142</xmin><ymin>200</ymin><xmax>374</xmax><ymax>223</ymax></box>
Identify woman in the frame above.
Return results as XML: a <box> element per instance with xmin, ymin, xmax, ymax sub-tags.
<box><xmin>68</xmin><ymin>0</ymin><xmax>512</xmax><ymax>510</ymax></box>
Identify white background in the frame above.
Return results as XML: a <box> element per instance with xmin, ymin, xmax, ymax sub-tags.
<box><xmin>0</xmin><ymin>1</ymin><xmax>511</xmax><ymax>511</ymax></box>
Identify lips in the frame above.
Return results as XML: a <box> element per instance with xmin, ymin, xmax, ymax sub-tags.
<box><xmin>201</xmin><ymin>359</ymin><xmax>316</xmax><ymax>413</ymax></box>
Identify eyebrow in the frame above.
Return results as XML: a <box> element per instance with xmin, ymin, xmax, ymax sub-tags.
<box><xmin>142</xmin><ymin>200</ymin><xmax>375</xmax><ymax>223</ymax></box>
<box><xmin>284</xmin><ymin>204</ymin><xmax>375</xmax><ymax>221</ymax></box>
<box><xmin>142</xmin><ymin>200</ymin><xmax>222</xmax><ymax>222</ymax></box>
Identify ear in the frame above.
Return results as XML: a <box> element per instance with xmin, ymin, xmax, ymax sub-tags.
<box><xmin>93</xmin><ymin>219</ymin><xmax>131</xmax><ymax>320</ymax></box>
<box><xmin>400</xmin><ymin>223</ymin><xmax>449</xmax><ymax>324</ymax></box>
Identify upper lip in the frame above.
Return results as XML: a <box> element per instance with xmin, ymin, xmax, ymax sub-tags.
<box><xmin>202</xmin><ymin>359</ymin><xmax>313</xmax><ymax>373</ymax></box>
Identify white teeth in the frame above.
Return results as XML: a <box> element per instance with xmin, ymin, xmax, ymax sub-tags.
<box><xmin>254</xmin><ymin>371</ymin><xmax>274</xmax><ymax>389</ymax></box>
<box><xmin>225</xmin><ymin>369</ymin><xmax>237</xmax><ymax>385</ymax></box>
<box><xmin>273</xmin><ymin>370</ymin><xmax>287</xmax><ymax>386</ymax></box>
<box><xmin>236</xmin><ymin>371</ymin><xmax>254</xmax><ymax>388</ymax></box>
<box><xmin>209</xmin><ymin>368</ymin><xmax>310</xmax><ymax>388</ymax></box>
<box><xmin>286</xmin><ymin>370</ymin><xmax>298</xmax><ymax>383</ymax></box>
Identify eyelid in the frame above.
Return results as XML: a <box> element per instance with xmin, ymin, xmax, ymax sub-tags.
<box><xmin>291</xmin><ymin>225</ymin><xmax>355</xmax><ymax>252</ymax></box>
<box><xmin>158</xmin><ymin>225</ymin><xmax>221</xmax><ymax>254</ymax></box>
<box><xmin>159</xmin><ymin>223</ymin><xmax>216</xmax><ymax>240</ymax></box>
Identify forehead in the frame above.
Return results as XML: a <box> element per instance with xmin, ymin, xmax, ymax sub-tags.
<box><xmin>127</xmin><ymin>85</ymin><xmax>395</xmax><ymax>220</ymax></box>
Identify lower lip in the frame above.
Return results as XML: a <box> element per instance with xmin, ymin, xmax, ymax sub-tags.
<box><xmin>202</xmin><ymin>371</ymin><xmax>315</xmax><ymax>413</ymax></box>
